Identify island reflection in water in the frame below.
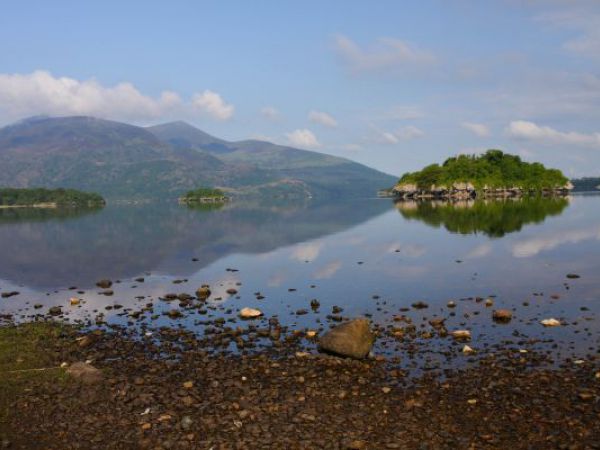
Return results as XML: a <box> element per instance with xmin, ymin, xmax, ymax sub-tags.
<box><xmin>394</xmin><ymin>196</ymin><xmax>570</xmax><ymax>237</ymax></box>
<box><xmin>1</xmin><ymin>194</ymin><xmax>600</xmax><ymax>370</ymax></box>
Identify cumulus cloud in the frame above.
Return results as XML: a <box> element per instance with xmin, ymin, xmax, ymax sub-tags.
<box><xmin>308</xmin><ymin>110</ymin><xmax>338</xmax><ymax>128</ymax></box>
<box><xmin>285</xmin><ymin>129</ymin><xmax>321</xmax><ymax>148</ymax></box>
<box><xmin>375</xmin><ymin>125</ymin><xmax>425</xmax><ymax>144</ymax></box>
<box><xmin>461</xmin><ymin>121</ymin><xmax>490</xmax><ymax>137</ymax></box>
<box><xmin>0</xmin><ymin>70</ymin><xmax>235</xmax><ymax>124</ymax></box>
<box><xmin>192</xmin><ymin>90</ymin><xmax>234</xmax><ymax>120</ymax></box>
<box><xmin>506</xmin><ymin>120</ymin><xmax>600</xmax><ymax>147</ymax></box>
<box><xmin>332</xmin><ymin>34</ymin><xmax>436</xmax><ymax>74</ymax></box>
<box><xmin>261</xmin><ymin>106</ymin><xmax>280</xmax><ymax>121</ymax></box>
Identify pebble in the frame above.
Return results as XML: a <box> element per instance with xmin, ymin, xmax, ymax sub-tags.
<box><xmin>540</xmin><ymin>318</ymin><xmax>561</xmax><ymax>327</ymax></box>
<box><xmin>239</xmin><ymin>307</ymin><xmax>263</xmax><ymax>319</ymax></box>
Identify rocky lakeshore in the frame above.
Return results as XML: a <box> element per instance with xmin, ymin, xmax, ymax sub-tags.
<box><xmin>391</xmin><ymin>181</ymin><xmax>573</xmax><ymax>200</ymax></box>
<box><xmin>1</xmin><ymin>318</ymin><xmax>599</xmax><ymax>449</ymax></box>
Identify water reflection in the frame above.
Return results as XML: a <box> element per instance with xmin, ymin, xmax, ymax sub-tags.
<box><xmin>395</xmin><ymin>197</ymin><xmax>570</xmax><ymax>237</ymax></box>
<box><xmin>0</xmin><ymin>206</ymin><xmax>102</xmax><ymax>223</ymax></box>
<box><xmin>0</xmin><ymin>199</ymin><xmax>389</xmax><ymax>289</ymax></box>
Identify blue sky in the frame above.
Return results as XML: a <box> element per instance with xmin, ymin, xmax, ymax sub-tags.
<box><xmin>1</xmin><ymin>0</ymin><xmax>600</xmax><ymax>177</ymax></box>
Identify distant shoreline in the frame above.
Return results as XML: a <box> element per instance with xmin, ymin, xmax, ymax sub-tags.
<box><xmin>0</xmin><ymin>202</ymin><xmax>58</xmax><ymax>209</ymax></box>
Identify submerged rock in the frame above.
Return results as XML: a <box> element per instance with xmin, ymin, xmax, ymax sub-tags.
<box><xmin>318</xmin><ymin>318</ymin><xmax>375</xmax><ymax>359</ymax></box>
<box><xmin>492</xmin><ymin>309</ymin><xmax>512</xmax><ymax>322</ymax></box>
<box><xmin>196</xmin><ymin>285</ymin><xmax>211</xmax><ymax>300</ymax></box>
<box><xmin>48</xmin><ymin>306</ymin><xmax>62</xmax><ymax>316</ymax></box>
<box><xmin>96</xmin><ymin>279</ymin><xmax>112</xmax><ymax>289</ymax></box>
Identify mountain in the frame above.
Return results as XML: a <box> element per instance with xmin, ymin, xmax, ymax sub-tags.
<box><xmin>0</xmin><ymin>116</ymin><xmax>396</xmax><ymax>200</ymax></box>
<box><xmin>570</xmin><ymin>177</ymin><xmax>600</xmax><ymax>192</ymax></box>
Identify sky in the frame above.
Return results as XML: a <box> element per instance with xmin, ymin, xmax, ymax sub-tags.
<box><xmin>1</xmin><ymin>0</ymin><xmax>600</xmax><ymax>177</ymax></box>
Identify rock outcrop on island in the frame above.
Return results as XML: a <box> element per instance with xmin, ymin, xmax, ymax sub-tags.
<box><xmin>392</xmin><ymin>150</ymin><xmax>572</xmax><ymax>199</ymax></box>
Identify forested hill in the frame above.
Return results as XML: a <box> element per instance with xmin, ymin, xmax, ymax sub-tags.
<box><xmin>0</xmin><ymin>116</ymin><xmax>396</xmax><ymax>200</ymax></box>
<box><xmin>396</xmin><ymin>150</ymin><xmax>569</xmax><ymax>192</ymax></box>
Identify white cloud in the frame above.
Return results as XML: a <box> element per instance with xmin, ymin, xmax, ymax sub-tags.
<box><xmin>461</xmin><ymin>121</ymin><xmax>490</xmax><ymax>137</ymax></box>
<box><xmin>192</xmin><ymin>90</ymin><xmax>234</xmax><ymax>120</ymax></box>
<box><xmin>261</xmin><ymin>106</ymin><xmax>280</xmax><ymax>121</ymax></box>
<box><xmin>285</xmin><ymin>129</ymin><xmax>321</xmax><ymax>148</ymax></box>
<box><xmin>332</xmin><ymin>34</ymin><xmax>436</xmax><ymax>74</ymax></box>
<box><xmin>308</xmin><ymin>110</ymin><xmax>338</xmax><ymax>128</ymax></box>
<box><xmin>506</xmin><ymin>120</ymin><xmax>600</xmax><ymax>147</ymax></box>
<box><xmin>0</xmin><ymin>70</ymin><xmax>235</xmax><ymax>123</ymax></box>
<box><xmin>0</xmin><ymin>70</ymin><xmax>181</xmax><ymax>122</ymax></box>
<box><xmin>375</xmin><ymin>125</ymin><xmax>425</xmax><ymax>144</ymax></box>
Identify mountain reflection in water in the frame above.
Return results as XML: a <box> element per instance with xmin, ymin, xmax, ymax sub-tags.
<box><xmin>394</xmin><ymin>196</ymin><xmax>570</xmax><ymax>237</ymax></box>
<box><xmin>0</xmin><ymin>199</ymin><xmax>390</xmax><ymax>289</ymax></box>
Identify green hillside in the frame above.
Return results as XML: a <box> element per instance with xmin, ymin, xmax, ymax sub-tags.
<box><xmin>0</xmin><ymin>116</ymin><xmax>396</xmax><ymax>200</ymax></box>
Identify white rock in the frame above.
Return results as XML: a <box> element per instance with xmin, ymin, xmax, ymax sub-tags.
<box><xmin>462</xmin><ymin>345</ymin><xmax>475</xmax><ymax>354</ymax></box>
<box><xmin>451</xmin><ymin>330</ymin><xmax>471</xmax><ymax>340</ymax></box>
<box><xmin>239</xmin><ymin>307</ymin><xmax>263</xmax><ymax>319</ymax></box>
<box><xmin>540</xmin><ymin>318</ymin><xmax>561</xmax><ymax>327</ymax></box>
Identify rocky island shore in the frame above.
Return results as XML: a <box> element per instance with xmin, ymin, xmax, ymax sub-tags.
<box><xmin>391</xmin><ymin>150</ymin><xmax>573</xmax><ymax>200</ymax></box>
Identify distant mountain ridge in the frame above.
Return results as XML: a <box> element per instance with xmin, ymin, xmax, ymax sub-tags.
<box><xmin>0</xmin><ymin>116</ymin><xmax>396</xmax><ymax>200</ymax></box>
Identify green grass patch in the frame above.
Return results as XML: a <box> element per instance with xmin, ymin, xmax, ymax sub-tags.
<box><xmin>0</xmin><ymin>321</ymin><xmax>75</xmax><ymax>429</ymax></box>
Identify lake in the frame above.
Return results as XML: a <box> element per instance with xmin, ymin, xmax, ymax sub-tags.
<box><xmin>1</xmin><ymin>194</ymin><xmax>599</xmax><ymax>373</ymax></box>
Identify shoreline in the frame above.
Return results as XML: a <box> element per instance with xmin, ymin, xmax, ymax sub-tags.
<box><xmin>0</xmin><ymin>202</ymin><xmax>58</xmax><ymax>209</ymax></box>
<box><xmin>1</xmin><ymin>321</ymin><xmax>599</xmax><ymax>448</ymax></box>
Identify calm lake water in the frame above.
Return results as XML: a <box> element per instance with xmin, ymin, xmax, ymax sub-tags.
<box><xmin>1</xmin><ymin>195</ymin><xmax>599</xmax><ymax>371</ymax></box>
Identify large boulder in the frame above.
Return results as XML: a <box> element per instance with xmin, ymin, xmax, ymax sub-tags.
<box><xmin>66</xmin><ymin>362</ymin><xmax>103</xmax><ymax>384</ymax></box>
<box><xmin>318</xmin><ymin>318</ymin><xmax>375</xmax><ymax>359</ymax></box>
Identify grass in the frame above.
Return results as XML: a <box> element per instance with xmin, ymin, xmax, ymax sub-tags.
<box><xmin>0</xmin><ymin>321</ymin><xmax>75</xmax><ymax>431</ymax></box>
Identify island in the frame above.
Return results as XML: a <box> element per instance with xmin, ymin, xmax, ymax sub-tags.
<box><xmin>178</xmin><ymin>187</ymin><xmax>231</xmax><ymax>205</ymax></box>
<box><xmin>0</xmin><ymin>188</ymin><xmax>105</xmax><ymax>208</ymax></box>
<box><xmin>391</xmin><ymin>150</ymin><xmax>572</xmax><ymax>199</ymax></box>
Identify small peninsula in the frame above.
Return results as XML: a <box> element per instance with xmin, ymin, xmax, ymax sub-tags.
<box><xmin>178</xmin><ymin>187</ymin><xmax>230</xmax><ymax>205</ymax></box>
<box><xmin>0</xmin><ymin>188</ymin><xmax>105</xmax><ymax>208</ymax></box>
<box><xmin>392</xmin><ymin>150</ymin><xmax>572</xmax><ymax>199</ymax></box>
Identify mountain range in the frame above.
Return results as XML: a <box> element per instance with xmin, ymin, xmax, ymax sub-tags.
<box><xmin>0</xmin><ymin>116</ymin><xmax>396</xmax><ymax>199</ymax></box>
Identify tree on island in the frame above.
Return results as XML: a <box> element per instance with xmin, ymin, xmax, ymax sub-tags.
<box><xmin>180</xmin><ymin>187</ymin><xmax>229</xmax><ymax>204</ymax></box>
<box><xmin>394</xmin><ymin>150</ymin><xmax>570</xmax><ymax>197</ymax></box>
<box><xmin>0</xmin><ymin>188</ymin><xmax>105</xmax><ymax>207</ymax></box>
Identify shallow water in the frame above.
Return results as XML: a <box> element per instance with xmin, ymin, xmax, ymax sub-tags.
<box><xmin>1</xmin><ymin>195</ymin><xmax>599</xmax><ymax>370</ymax></box>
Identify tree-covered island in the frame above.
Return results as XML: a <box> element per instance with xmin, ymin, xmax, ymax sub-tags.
<box><xmin>392</xmin><ymin>150</ymin><xmax>572</xmax><ymax>199</ymax></box>
<box><xmin>178</xmin><ymin>187</ymin><xmax>231</xmax><ymax>204</ymax></box>
<box><xmin>0</xmin><ymin>188</ymin><xmax>105</xmax><ymax>208</ymax></box>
